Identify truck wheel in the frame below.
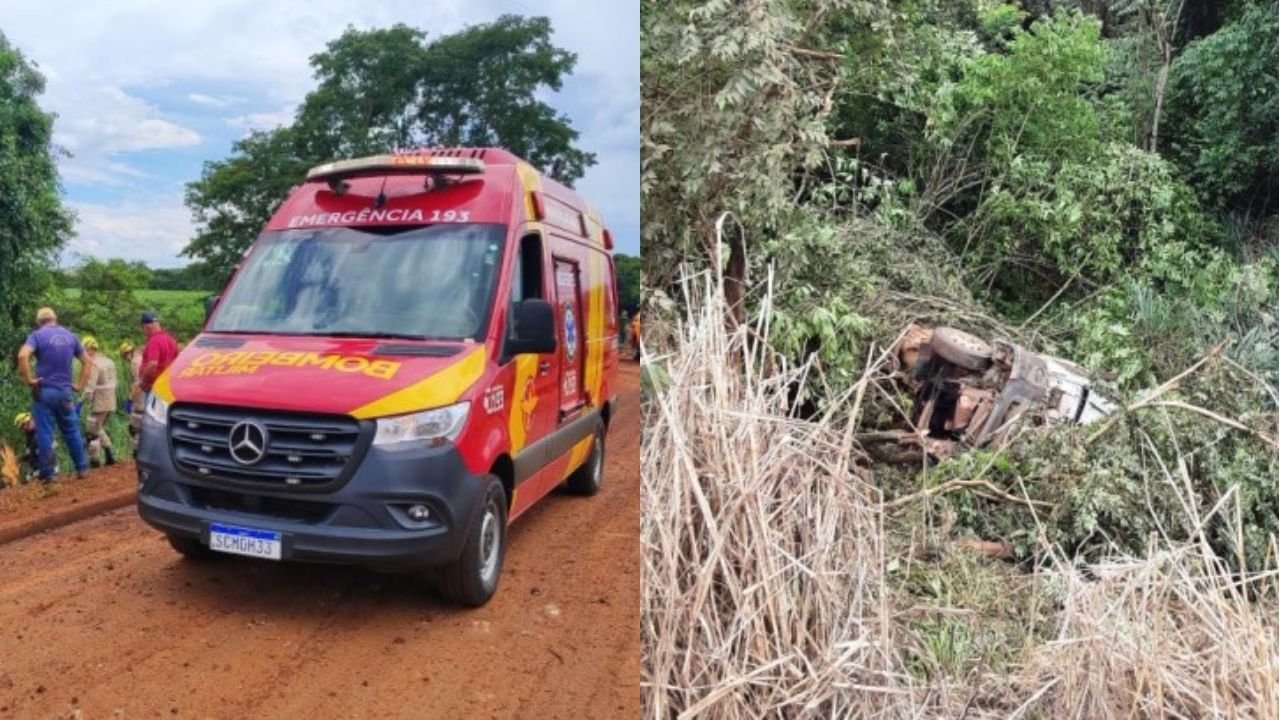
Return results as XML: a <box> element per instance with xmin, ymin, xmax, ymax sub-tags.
<box><xmin>565</xmin><ymin>423</ymin><xmax>606</xmax><ymax>496</ymax></box>
<box><xmin>435</xmin><ymin>475</ymin><xmax>507</xmax><ymax>607</ymax></box>
<box><xmin>931</xmin><ymin>327</ymin><xmax>994</xmax><ymax>371</ymax></box>
<box><xmin>167</xmin><ymin>534</ymin><xmax>214</xmax><ymax>561</ymax></box>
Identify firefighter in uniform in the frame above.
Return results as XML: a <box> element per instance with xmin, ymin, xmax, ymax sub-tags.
<box><xmin>629</xmin><ymin>313</ymin><xmax>641</xmax><ymax>361</ymax></box>
<box><xmin>79</xmin><ymin>336</ymin><xmax>118</xmax><ymax>466</ymax></box>
<box><xmin>120</xmin><ymin>341</ymin><xmax>143</xmax><ymax>455</ymax></box>
<box><xmin>12</xmin><ymin>412</ymin><xmax>39</xmax><ymax>484</ymax></box>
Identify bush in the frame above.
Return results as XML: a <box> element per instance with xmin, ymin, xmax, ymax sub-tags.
<box><xmin>972</xmin><ymin>143</ymin><xmax>1224</xmax><ymax>307</ymax></box>
<box><xmin>1165</xmin><ymin>3</ymin><xmax>1279</xmax><ymax>215</ymax></box>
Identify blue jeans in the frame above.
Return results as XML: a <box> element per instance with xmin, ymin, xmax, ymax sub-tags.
<box><xmin>32</xmin><ymin>385</ymin><xmax>89</xmax><ymax>481</ymax></box>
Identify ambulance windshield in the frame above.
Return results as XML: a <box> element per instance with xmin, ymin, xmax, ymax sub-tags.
<box><xmin>208</xmin><ymin>224</ymin><xmax>505</xmax><ymax>341</ymax></box>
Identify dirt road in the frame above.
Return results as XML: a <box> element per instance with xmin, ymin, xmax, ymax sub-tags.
<box><xmin>0</xmin><ymin>363</ymin><xmax>640</xmax><ymax>720</ymax></box>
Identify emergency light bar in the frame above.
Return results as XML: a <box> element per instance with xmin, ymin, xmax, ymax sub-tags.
<box><xmin>306</xmin><ymin>155</ymin><xmax>485</xmax><ymax>186</ymax></box>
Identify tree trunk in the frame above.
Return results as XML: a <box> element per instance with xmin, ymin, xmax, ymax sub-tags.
<box><xmin>1147</xmin><ymin>0</ymin><xmax>1186</xmax><ymax>153</ymax></box>
<box><xmin>1149</xmin><ymin>52</ymin><xmax>1171</xmax><ymax>153</ymax></box>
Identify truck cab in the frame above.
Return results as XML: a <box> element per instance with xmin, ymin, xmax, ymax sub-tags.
<box><xmin>136</xmin><ymin>148</ymin><xmax>620</xmax><ymax>606</ymax></box>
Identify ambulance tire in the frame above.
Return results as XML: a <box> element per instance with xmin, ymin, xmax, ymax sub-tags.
<box><xmin>565</xmin><ymin>422</ymin><xmax>606</xmax><ymax>496</ymax></box>
<box><xmin>167</xmin><ymin>534</ymin><xmax>215</xmax><ymax>561</ymax></box>
<box><xmin>435</xmin><ymin>475</ymin><xmax>507</xmax><ymax>608</ymax></box>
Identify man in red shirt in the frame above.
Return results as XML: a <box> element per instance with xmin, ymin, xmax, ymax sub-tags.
<box><xmin>139</xmin><ymin>312</ymin><xmax>179</xmax><ymax>396</ymax></box>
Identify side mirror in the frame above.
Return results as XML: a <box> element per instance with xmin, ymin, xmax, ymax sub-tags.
<box><xmin>204</xmin><ymin>295</ymin><xmax>221</xmax><ymax>323</ymax></box>
<box><xmin>507</xmin><ymin>299</ymin><xmax>557</xmax><ymax>356</ymax></box>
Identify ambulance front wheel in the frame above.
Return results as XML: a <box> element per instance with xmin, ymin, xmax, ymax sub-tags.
<box><xmin>434</xmin><ymin>474</ymin><xmax>507</xmax><ymax>607</ymax></box>
<box><xmin>565</xmin><ymin>422</ymin><xmax>606</xmax><ymax>496</ymax></box>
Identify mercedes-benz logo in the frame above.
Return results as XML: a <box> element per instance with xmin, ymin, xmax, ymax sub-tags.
<box><xmin>228</xmin><ymin>421</ymin><xmax>269</xmax><ymax>465</ymax></box>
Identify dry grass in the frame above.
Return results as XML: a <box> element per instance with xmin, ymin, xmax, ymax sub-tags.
<box><xmin>1019</xmin><ymin>470</ymin><xmax>1280</xmax><ymax>719</ymax></box>
<box><xmin>1023</xmin><ymin>544</ymin><xmax>1278</xmax><ymax>719</ymax></box>
<box><xmin>640</xmin><ymin>272</ymin><xmax>921</xmax><ymax>717</ymax></box>
<box><xmin>640</xmin><ymin>271</ymin><xmax>1279</xmax><ymax>719</ymax></box>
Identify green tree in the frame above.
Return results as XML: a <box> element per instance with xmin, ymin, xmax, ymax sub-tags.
<box><xmin>56</xmin><ymin>258</ymin><xmax>151</xmax><ymax>340</ymax></box>
<box><xmin>0</xmin><ymin>32</ymin><xmax>71</xmax><ymax>351</ymax></box>
<box><xmin>184</xmin><ymin>16</ymin><xmax>594</xmax><ymax>283</ymax></box>
<box><xmin>183</xmin><ymin>127</ymin><xmax>309</xmax><ymax>282</ymax></box>
<box><xmin>614</xmin><ymin>253</ymin><xmax>641</xmax><ymax>316</ymax></box>
<box><xmin>414</xmin><ymin>16</ymin><xmax>594</xmax><ymax>178</ymax></box>
<box><xmin>641</xmin><ymin>0</ymin><xmax>887</xmax><ymax>319</ymax></box>
<box><xmin>297</xmin><ymin>26</ymin><xmax>429</xmax><ymax>160</ymax></box>
<box><xmin>1163</xmin><ymin>2</ymin><xmax>1278</xmax><ymax>216</ymax></box>
<box><xmin>298</xmin><ymin>18</ymin><xmax>593</xmax><ymax>174</ymax></box>
<box><xmin>147</xmin><ymin>265</ymin><xmax>221</xmax><ymax>292</ymax></box>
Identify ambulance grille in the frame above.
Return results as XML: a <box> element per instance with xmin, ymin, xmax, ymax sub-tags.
<box><xmin>167</xmin><ymin>405</ymin><xmax>370</xmax><ymax>492</ymax></box>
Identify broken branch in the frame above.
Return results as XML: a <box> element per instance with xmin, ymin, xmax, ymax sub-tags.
<box><xmin>782</xmin><ymin>44</ymin><xmax>844</xmax><ymax>61</ymax></box>
<box><xmin>882</xmin><ymin>478</ymin><xmax>1053</xmax><ymax>511</ymax></box>
<box><xmin>1146</xmin><ymin>400</ymin><xmax>1278</xmax><ymax>448</ymax></box>
<box><xmin>1086</xmin><ymin>339</ymin><xmax>1230</xmax><ymax>445</ymax></box>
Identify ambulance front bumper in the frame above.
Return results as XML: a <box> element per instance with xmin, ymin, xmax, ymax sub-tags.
<box><xmin>134</xmin><ymin>416</ymin><xmax>487</xmax><ymax>569</ymax></box>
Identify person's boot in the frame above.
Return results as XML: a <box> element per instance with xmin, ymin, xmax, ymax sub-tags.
<box><xmin>105</xmin><ymin>447</ymin><xmax>117</xmax><ymax>466</ymax></box>
<box><xmin>31</xmin><ymin>480</ymin><xmax>60</xmax><ymax>499</ymax></box>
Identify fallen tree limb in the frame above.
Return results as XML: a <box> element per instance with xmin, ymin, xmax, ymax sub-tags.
<box><xmin>1146</xmin><ymin>400</ymin><xmax>1279</xmax><ymax>448</ymax></box>
<box><xmin>781</xmin><ymin>44</ymin><xmax>844</xmax><ymax>61</ymax></box>
<box><xmin>1086</xmin><ymin>339</ymin><xmax>1230</xmax><ymax>445</ymax></box>
<box><xmin>882</xmin><ymin>478</ymin><xmax>1053</xmax><ymax>510</ymax></box>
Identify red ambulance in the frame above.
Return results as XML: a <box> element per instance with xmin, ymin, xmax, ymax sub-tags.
<box><xmin>136</xmin><ymin>148</ymin><xmax>620</xmax><ymax>606</ymax></box>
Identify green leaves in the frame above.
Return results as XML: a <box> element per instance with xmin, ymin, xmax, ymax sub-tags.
<box><xmin>183</xmin><ymin>128</ymin><xmax>308</xmax><ymax>283</ymax></box>
<box><xmin>1164</xmin><ymin>3</ymin><xmax>1278</xmax><ymax>215</ymax></box>
<box><xmin>0</xmin><ymin>32</ymin><xmax>71</xmax><ymax>351</ymax></box>
<box><xmin>641</xmin><ymin>0</ymin><xmax>882</xmax><ymax>286</ymax></box>
<box><xmin>941</xmin><ymin>10</ymin><xmax>1109</xmax><ymax>165</ymax></box>
<box><xmin>412</xmin><ymin>16</ymin><xmax>595</xmax><ymax>183</ymax></box>
<box><xmin>973</xmin><ymin>142</ymin><xmax>1221</xmax><ymax>301</ymax></box>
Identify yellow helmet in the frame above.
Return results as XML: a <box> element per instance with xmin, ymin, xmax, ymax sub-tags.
<box><xmin>13</xmin><ymin>412</ymin><xmax>32</xmax><ymax>428</ymax></box>
<box><xmin>118</xmin><ymin>341</ymin><xmax>134</xmax><ymax>354</ymax></box>
<box><xmin>82</xmin><ymin>335</ymin><xmax>99</xmax><ymax>351</ymax></box>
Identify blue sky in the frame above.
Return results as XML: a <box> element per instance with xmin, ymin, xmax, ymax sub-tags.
<box><xmin>1</xmin><ymin>0</ymin><xmax>639</xmax><ymax>266</ymax></box>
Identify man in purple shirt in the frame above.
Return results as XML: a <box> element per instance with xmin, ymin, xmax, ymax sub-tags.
<box><xmin>16</xmin><ymin>307</ymin><xmax>92</xmax><ymax>485</ymax></box>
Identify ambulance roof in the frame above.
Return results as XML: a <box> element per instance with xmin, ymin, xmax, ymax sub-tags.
<box><xmin>263</xmin><ymin>147</ymin><xmax>607</xmax><ymax>248</ymax></box>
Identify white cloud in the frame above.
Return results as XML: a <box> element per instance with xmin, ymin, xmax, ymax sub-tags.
<box><xmin>225</xmin><ymin>106</ymin><xmax>296</xmax><ymax>133</ymax></box>
<box><xmin>56</xmin><ymin>158</ymin><xmax>150</xmax><ymax>188</ymax></box>
<box><xmin>46</xmin><ymin>84</ymin><xmax>200</xmax><ymax>190</ymax></box>
<box><xmin>65</xmin><ymin>199</ymin><xmax>195</xmax><ymax>268</ymax></box>
<box><xmin>187</xmin><ymin>92</ymin><xmax>242</xmax><ymax>108</ymax></box>
<box><xmin>59</xmin><ymin>87</ymin><xmax>201</xmax><ymax>153</ymax></box>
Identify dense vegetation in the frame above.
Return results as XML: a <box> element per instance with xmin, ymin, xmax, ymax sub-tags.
<box><xmin>0</xmin><ymin>34</ymin><xmax>68</xmax><ymax>358</ymax></box>
<box><xmin>644</xmin><ymin>0</ymin><xmax>1276</xmax><ymax>562</ymax></box>
<box><xmin>642</xmin><ymin>0</ymin><xmax>1277</xmax><ymax>694</ymax></box>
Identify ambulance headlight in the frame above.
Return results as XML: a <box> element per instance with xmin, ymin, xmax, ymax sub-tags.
<box><xmin>145</xmin><ymin>393</ymin><xmax>169</xmax><ymax>426</ymax></box>
<box><xmin>373</xmin><ymin>402</ymin><xmax>470</xmax><ymax>449</ymax></box>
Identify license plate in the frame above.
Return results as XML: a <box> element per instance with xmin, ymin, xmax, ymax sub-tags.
<box><xmin>208</xmin><ymin>523</ymin><xmax>282</xmax><ymax>560</ymax></box>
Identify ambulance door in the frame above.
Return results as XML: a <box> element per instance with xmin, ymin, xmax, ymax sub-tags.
<box><xmin>553</xmin><ymin>255</ymin><xmax>587</xmax><ymax>417</ymax></box>
<box><xmin>506</xmin><ymin>232</ymin><xmax>558</xmax><ymax>459</ymax></box>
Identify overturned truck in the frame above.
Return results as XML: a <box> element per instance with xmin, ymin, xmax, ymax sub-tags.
<box><xmin>864</xmin><ymin>325</ymin><xmax>1117</xmax><ymax>463</ymax></box>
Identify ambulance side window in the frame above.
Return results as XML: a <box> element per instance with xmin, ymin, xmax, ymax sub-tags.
<box><xmin>507</xmin><ymin>233</ymin><xmax>544</xmax><ymax>341</ymax></box>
